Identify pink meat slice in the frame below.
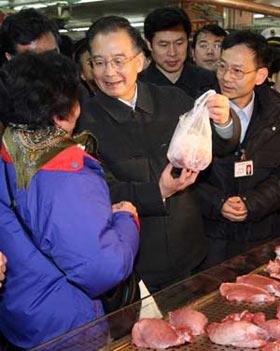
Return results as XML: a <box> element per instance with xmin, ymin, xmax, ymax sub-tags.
<box><xmin>220</xmin><ymin>282</ymin><xmax>275</xmax><ymax>303</ymax></box>
<box><xmin>222</xmin><ymin>310</ymin><xmax>266</xmax><ymax>324</ymax></box>
<box><xmin>262</xmin><ymin>340</ymin><xmax>280</xmax><ymax>351</ymax></box>
<box><xmin>258</xmin><ymin>319</ymin><xmax>280</xmax><ymax>339</ymax></box>
<box><xmin>207</xmin><ymin>320</ymin><xmax>269</xmax><ymax>348</ymax></box>
<box><xmin>169</xmin><ymin>307</ymin><xmax>208</xmax><ymax>336</ymax></box>
<box><xmin>131</xmin><ymin>318</ymin><xmax>190</xmax><ymax>349</ymax></box>
<box><xmin>237</xmin><ymin>274</ymin><xmax>280</xmax><ymax>297</ymax></box>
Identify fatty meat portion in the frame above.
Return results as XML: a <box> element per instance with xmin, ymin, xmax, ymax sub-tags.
<box><xmin>169</xmin><ymin>307</ymin><xmax>208</xmax><ymax>336</ymax></box>
<box><xmin>220</xmin><ymin>282</ymin><xmax>275</xmax><ymax>303</ymax></box>
<box><xmin>131</xmin><ymin>318</ymin><xmax>191</xmax><ymax>349</ymax></box>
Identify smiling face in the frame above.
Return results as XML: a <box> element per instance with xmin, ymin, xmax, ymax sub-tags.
<box><xmin>148</xmin><ymin>25</ymin><xmax>188</xmax><ymax>81</ymax></box>
<box><xmin>89</xmin><ymin>29</ymin><xmax>144</xmax><ymax>102</ymax></box>
<box><xmin>192</xmin><ymin>31</ymin><xmax>224</xmax><ymax>71</ymax></box>
<box><xmin>217</xmin><ymin>44</ymin><xmax>268</xmax><ymax>108</ymax></box>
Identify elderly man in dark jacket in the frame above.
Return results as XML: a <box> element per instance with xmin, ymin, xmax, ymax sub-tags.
<box><xmin>196</xmin><ymin>30</ymin><xmax>280</xmax><ymax>267</ymax></box>
<box><xmin>78</xmin><ymin>16</ymin><xmax>240</xmax><ymax>293</ymax></box>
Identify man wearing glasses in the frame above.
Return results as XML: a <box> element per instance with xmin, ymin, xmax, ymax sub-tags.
<box><xmin>196</xmin><ymin>30</ymin><xmax>280</xmax><ymax>268</ymax></box>
<box><xmin>191</xmin><ymin>24</ymin><xmax>227</xmax><ymax>71</ymax></box>
<box><xmin>78</xmin><ymin>16</ymin><xmax>241</xmax><ymax>293</ymax></box>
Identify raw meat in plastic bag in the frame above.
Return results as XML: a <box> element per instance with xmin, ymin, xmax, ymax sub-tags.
<box><xmin>167</xmin><ymin>90</ymin><xmax>215</xmax><ymax>171</ymax></box>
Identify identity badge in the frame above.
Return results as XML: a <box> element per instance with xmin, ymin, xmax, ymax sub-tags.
<box><xmin>234</xmin><ymin>160</ymin><xmax>254</xmax><ymax>178</ymax></box>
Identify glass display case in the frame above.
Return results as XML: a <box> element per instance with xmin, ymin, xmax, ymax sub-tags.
<box><xmin>31</xmin><ymin>239</ymin><xmax>280</xmax><ymax>351</ymax></box>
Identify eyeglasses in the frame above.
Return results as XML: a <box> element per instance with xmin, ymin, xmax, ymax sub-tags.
<box><xmin>216</xmin><ymin>60</ymin><xmax>259</xmax><ymax>80</ymax></box>
<box><xmin>91</xmin><ymin>52</ymin><xmax>140</xmax><ymax>72</ymax></box>
<box><xmin>197</xmin><ymin>42</ymin><xmax>222</xmax><ymax>51</ymax></box>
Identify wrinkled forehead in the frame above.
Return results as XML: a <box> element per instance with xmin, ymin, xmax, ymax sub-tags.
<box><xmin>221</xmin><ymin>44</ymin><xmax>257</xmax><ymax>66</ymax></box>
<box><xmin>90</xmin><ymin>29</ymin><xmax>137</xmax><ymax>56</ymax></box>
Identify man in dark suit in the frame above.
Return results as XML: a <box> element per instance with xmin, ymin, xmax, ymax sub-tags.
<box><xmin>139</xmin><ymin>7</ymin><xmax>219</xmax><ymax>99</ymax></box>
<box><xmin>78</xmin><ymin>16</ymin><xmax>240</xmax><ymax>293</ymax></box>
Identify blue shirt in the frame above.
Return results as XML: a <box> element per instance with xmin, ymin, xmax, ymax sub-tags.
<box><xmin>230</xmin><ymin>93</ymin><xmax>255</xmax><ymax>143</ymax></box>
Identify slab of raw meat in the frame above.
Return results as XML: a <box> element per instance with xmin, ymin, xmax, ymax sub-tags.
<box><xmin>169</xmin><ymin>307</ymin><xmax>208</xmax><ymax>336</ymax></box>
<box><xmin>225</xmin><ymin>309</ymin><xmax>280</xmax><ymax>339</ymax></box>
<box><xmin>262</xmin><ymin>340</ymin><xmax>280</xmax><ymax>351</ymax></box>
<box><xmin>207</xmin><ymin>320</ymin><xmax>269</xmax><ymax>348</ymax></box>
<box><xmin>131</xmin><ymin>318</ymin><xmax>191</xmax><ymax>349</ymax></box>
<box><xmin>257</xmin><ymin>319</ymin><xmax>280</xmax><ymax>339</ymax></box>
<box><xmin>237</xmin><ymin>274</ymin><xmax>280</xmax><ymax>297</ymax></box>
<box><xmin>222</xmin><ymin>310</ymin><xmax>266</xmax><ymax>324</ymax></box>
<box><xmin>220</xmin><ymin>282</ymin><xmax>275</xmax><ymax>303</ymax></box>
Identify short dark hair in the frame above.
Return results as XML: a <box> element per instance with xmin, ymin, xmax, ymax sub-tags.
<box><xmin>0</xmin><ymin>9</ymin><xmax>60</xmax><ymax>56</ymax></box>
<box><xmin>221</xmin><ymin>30</ymin><xmax>271</xmax><ymax>68</ymax></box>
<box><xmin>144</xmin><ymin>7</ymin><xmax>192</xmax><ymax>44</ymax></box>
<box><xmin>0</xmin><ymin>52</ymin><xmax>79</xmax><ymax>129</ymax></box>
<box><xmin>87</xmin><ymin>16</ymin><xmax>144</xmax><ymax>53</ymax></box>
<box><xmin>192</xmin><ymin>24</ymin><xmax>227</xmax><ymax>49</ymax></box>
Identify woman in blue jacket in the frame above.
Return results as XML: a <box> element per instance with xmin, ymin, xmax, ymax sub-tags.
<box><xmin>0</xmin><ymin>52</ymin><xmax>139</xmax><ymax>349</ymax></box>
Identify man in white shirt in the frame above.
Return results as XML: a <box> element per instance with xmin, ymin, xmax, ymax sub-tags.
<box><xmin>196</xmin><ymin>30</ymin><xmax>280</xmax><ymax>267</ymax></box>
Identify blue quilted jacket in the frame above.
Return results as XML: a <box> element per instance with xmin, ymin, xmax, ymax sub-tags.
<box><xmin>0</xmin><ymin>145</ymin><xmax>139</xmax><ymax>349</ymax></box>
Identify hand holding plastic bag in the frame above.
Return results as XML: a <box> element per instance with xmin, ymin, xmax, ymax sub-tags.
<box><xmin>167</xmin><ymin>90</ymin><xmax>216</xmax><ymax>172</ymax></box>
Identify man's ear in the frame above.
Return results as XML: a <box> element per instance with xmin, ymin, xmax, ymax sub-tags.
<box><xmin>256</xmin><ymin>67</ymin><xmax>268</xmax><ymax>86</ymax></box>
<box><xmin>5</xmin><ymin>52</ymin><xmax>12</xmax><ymax>61</ymax></box>
<box><xmin>136</xmin><ymin>52</ymin><xmax>145</xmax><ymax>74</ymax></box>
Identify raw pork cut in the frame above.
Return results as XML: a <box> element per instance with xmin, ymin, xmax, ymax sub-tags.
<box><xmin>237</xmin><ymin>274</ymin><xmax>280</xmax><ymax>297</ymax></box>
<box><xmin>169</xmin><ymin>307</ymin><xmax>208</xmax><ymax>336</ymax></box>
<box><xmin>131</xmin><ymin>318</ymin><xmax>191</xmax><ymax>349</ymax></box>
<box><xmin>257</xmin><ymin>320</ymin><xmax>280</xmax><ymax>339</ymax></box>
<box><xmin>207</xmin><ymin>320</ymin><xmax>268</xmax><ymax>348</ymax></box>
<box><xmin>262</xmin><ymin>340</ymin><xmax>280</xmax><ymax>351</ymax></box>
<box><xmin>222</xmin><ymin>310</ymin><xmax>266</xmax><ymax>324</ymax></box>
<box><xmin>220</xmin><ymin>282</ymin><xmax>275</xmax><ymax>303</ymax></box>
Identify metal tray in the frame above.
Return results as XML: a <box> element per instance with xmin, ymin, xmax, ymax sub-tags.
<box><xmin>105</xmin><ymin>270</ymin><xmax>279</xmax><ymax>351</ymax></box>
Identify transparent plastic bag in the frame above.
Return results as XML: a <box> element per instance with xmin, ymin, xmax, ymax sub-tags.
<box><xmin>167</xmin><ymin>90</ymin><xmax>216</xmax><ymax>171</ymax></box>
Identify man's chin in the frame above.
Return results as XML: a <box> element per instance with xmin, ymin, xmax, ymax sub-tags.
<box><xmin>162</xmin><ymin>64</ymin><xmax>184</xmax><ymax>74</ymax></box>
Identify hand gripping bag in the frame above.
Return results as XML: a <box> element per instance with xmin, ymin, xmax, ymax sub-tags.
<box><xmin>167</xmin><ymin>90</ymin><xmax>216</xmax><ymax>171</ymax></box>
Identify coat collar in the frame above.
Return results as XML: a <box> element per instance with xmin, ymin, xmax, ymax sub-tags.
<box><xmin>241</xmin><ymin>84</ymin><xmax>280</xmax><ymax>151</ymax></box>
<box><xmin>95</xmin><ymin>81</ymin><xmax>154</xmax><ymax>123</ymax></box>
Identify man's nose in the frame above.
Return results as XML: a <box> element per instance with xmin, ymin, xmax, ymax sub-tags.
<box><xmin>168</xmin><ymin>44</ymin><xmax>176</xmax><ymax>56</ymax></box>
<box><xmin>223</xmin><ymin>68</ymin><xmax>234</xmax><ymax>81</ymax></box>
<box><xmin>104</xmin><ymin>61</ymin><xmax>116</xmax><ymax>75</ymax></box>
<box><xmin>206</xmin><ymin>45</ymin><xmax>214</xmax><ymax>54</ymax></box>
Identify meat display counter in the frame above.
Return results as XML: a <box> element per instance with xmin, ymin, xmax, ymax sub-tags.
<box><xmin>31</xmin><ymin>238</ymin><xmax>280</xmax><ymax>351</ymax></box>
